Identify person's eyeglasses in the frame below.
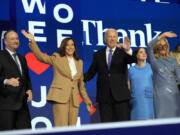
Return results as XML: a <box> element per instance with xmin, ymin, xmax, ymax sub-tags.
<box><xmin>158</xmin><ymin>45</ymin><xmax>168</xmax><ymax>51</ymax></box>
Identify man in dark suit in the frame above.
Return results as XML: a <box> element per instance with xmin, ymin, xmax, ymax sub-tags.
<box><xmin>84</xmin><ymin>29</ymin><xmax>136</xmax><ymax>122</ymax></box>
<box><xmin>0</xmin><ymin>30</ymin><xmax>32</xmax><ymax>130</ymax></box>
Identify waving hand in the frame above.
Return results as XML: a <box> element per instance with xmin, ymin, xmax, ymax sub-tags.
<box><xmin>21</xmin><ymin>30</ymin><xmax>35</xmax><ymax>41</ymax></box>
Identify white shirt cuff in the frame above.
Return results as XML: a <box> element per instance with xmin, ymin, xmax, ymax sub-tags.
<box><xmin>126</xmin><ymin>48</ymin><xmax>133</xmax><ymax>55</ymax></box>
<box><xmin>3</xmin><ymin>79</ymin><xmax>8</xmax><ymax>85</ymax></box>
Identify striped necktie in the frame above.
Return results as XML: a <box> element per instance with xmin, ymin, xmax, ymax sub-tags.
<box><xmin>12</xmin><ymin>53</ymin><xmax>21</xmax><ymax>74</ymax></box>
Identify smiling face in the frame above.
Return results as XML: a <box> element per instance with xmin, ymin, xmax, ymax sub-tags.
<box><xmin>104</xmin><ymin>29</ymin><xmax>118</xmax><ymax>49</ymax></box>
<box><xmin>137</xmin><ymin>48</ymin><xmax>147</xmax><ymax>61</ymax></box>
<box><xmin>157</xmin><ymin>39</ymin><xmax>168</xmax><ymax>56</ymax></box>
<box><xmin>154</xmin><ymin>38</ymin><xmax>169</xmax><ymax>58</ymax></box>
<box><xmin>65</xmin><ymin>39</ymin><xmax>75</xmax><ymax>57</ymax></box>
<box><xmin>4</xmin><ymin>31</ymin><xmax>20</xmax><ymax>52</ymax></box>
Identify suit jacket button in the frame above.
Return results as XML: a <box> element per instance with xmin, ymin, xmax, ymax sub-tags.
<box><xmin>108</xmin><ymin>73</ymin><xmax>111</xmax><ymax>77</ymax></box>
<box><xmin>72</xmin><ymin>87</ymin><xmax>74</xmax><ymax>90</ymax></box>
<box><xmin>71</xmin><ymin>79</ymin><xmax>73</xmax><ymax>82</ymax></box>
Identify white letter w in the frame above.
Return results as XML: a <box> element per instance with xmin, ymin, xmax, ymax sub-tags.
<box><xmin>22</xmin><ymin>0</ymin><xmax>46</xmax><ymax>14</ymax></box>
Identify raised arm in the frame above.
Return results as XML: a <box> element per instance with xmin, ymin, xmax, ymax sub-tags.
<box><xmin>117</xmin><ymin>36</ymin><xmax>133</xmax><ymax>55</ymax></box>
<box><xmin>158</xmin><ymin>31</ymin><xmax>177</xmax><ymax>40</ymax></box>
<box><xmin>148</xmin><ymin>31</ymin><xmax>177</xmax><ymax>65</ymax></box>
<box><xmin>21</xmin><ymin>30</ymin><xmax>54</xmax><ymax>65</ymax></box>
<box><xmin>147</xmin><ymin>37</ymin><xmax>159</xmax><ymax>63</ymax></box>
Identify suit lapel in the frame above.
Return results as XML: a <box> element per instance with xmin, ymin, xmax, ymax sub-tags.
<box><xmin>4</xmin><ymin>50</ymin><xmax>22</xmax><ymax>76</ymax></box>
<box><xmin>107</xmin><ymin>47</ymin><xmax>119</xmax><ymax>70</ymax></box>
<box><xmin>102</xmin><ymin>48</ymin><xmax>108</xmax><ymax>70</ymax></box>
<box><xmin>17</xmin><ymin>54</ymin><xmax>24</xmax><ymax>76</ymax></box>
<box><xmin>62</xmin><ymin>56</ymin><xmax>72</xmax><ymax>79</ymax></box>
<box><xmin>73</xmin><ymin>60</ymin><xmax>81</xmax><ymax>80</ymax></box>
<box><xmin>111</xmin><ymin>47</ymin><xmax>118</xmax><ymax>63</ymax></box>
<box><xmin>62</xmin><ymin>57</ymin><xmax>81</xmax><ymax>80</ymax></box>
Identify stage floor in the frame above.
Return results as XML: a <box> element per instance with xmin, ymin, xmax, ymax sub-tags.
<box><xmin>1</xmin><ymin>117</ymin><xmax>180</xmax><ymax>135</ymax></box>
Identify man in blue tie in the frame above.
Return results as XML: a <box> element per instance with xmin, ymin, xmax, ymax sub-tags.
<box><xmin>84</xmin><ymin>29</ymin><xmax>136</xmax><ymax>122</ymax></box>
<box><xmin>0</xmin><ymin>30</ymin><xmax>32</xmax><ymax>130</ymax></box>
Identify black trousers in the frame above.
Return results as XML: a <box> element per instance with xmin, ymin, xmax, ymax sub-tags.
<box><xmin>99</xmin><ymin>90</ymin><xmax>130</xmax><ymax>123</ymax></box>
<box><xmin>0</xmin><ymin>103</ymin><xmax>31</xmax><ymax>131</ymax></box>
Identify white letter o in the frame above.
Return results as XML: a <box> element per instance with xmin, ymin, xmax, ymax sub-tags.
<box><xmin>54</xmin><ymin>4</ymin><xmax>73</xmax><ymax>23</ymax></box>
<box><xmin>31</xmin><ymin>117</ymin><xmax>52</xmax><ymax>130</ymax></box>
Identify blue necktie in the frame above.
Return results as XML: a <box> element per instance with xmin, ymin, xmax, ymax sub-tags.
<box><xmin>107</xmin><ymin>49</ymin><xmax>112</xmax><ymax>69</ymax></box>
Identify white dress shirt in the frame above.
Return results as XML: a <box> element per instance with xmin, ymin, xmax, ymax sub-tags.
<box><xmin>106</xmin><ymin>46</ymin><xmax>116</xmax><ymax>64</ymax></box>
<box><xmin>106</xmin><ymin>46</ymin><xmax>133</xmax><ymax>64</ymax></box>
<box><xmin>5</xmin><ymin>48</ymin><xmax>22</xmax><ymax>74</ymax></box>
<box><xmin>67</xmin><ymin>57</ymin><xmax>77</xmax><ymax>79</ymax></box>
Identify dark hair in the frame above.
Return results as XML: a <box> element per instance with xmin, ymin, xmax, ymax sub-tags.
<box><xmin>58</xmin><ymin>38</ymin><xmax>79</xmax><ymax>60</ymax></box>
<box><xmin>4</xmin><ymin>30</ymin><xmax>17</xmax><ymax>40</ymax></box>
<box><xmin>133</xmin><ymin>47</ymin><xmax>145</xmax><ymax>64</ymax></box>
<box><xmin>175</xmin><ymin>44</ymin><xmax>180</xmax><ymax>52</ymax></box>
<box><xmin>133</xmin><ymin>47</ymin><xmax>145</xmax><ymax>56</ymax></box>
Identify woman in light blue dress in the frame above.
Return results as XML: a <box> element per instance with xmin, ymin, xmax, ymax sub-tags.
<box><xmin>128</xmin><ymin>48</ymin><xmax>154</xmax><ymax>120</ymax></box>
<box><xmin>147</xmin><ymin>31</ymin><xmax>180</xmax><ymax>118</ymax></box>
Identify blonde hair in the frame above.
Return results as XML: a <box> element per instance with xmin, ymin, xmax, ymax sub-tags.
<box><xmin>153</xmin><ymin>38</ymin><xmax>171</xmax><ymax>58</ymax></box>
